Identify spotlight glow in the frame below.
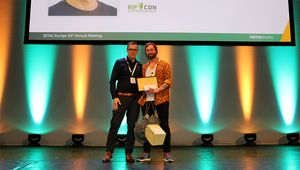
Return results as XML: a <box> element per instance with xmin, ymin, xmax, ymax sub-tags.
<box><xmin>235</xmin><ymin>46</ymin><xmax>255</xmax><ymax>122</ymax></box>
<box><xmin>0</xmin><ymin>1</ymin><xmax>14</xmax><ymax>107</ymax></box>
<box><xmin>71</xmin><ymin>45</ymin><xmax>91</xmax><ymax>122</ymax></box>
<box><xmin>24</xmin><ymin>45</ymin><xmax>57</xmax><ymax>124</ymax></box>
<box><xmin>64</xmin><ymin>122</ymin><xmax>96</xmax><ymax>134</ymax></box>
<box><xmin>186</xmin><ymin>46</ymin><xmax>220</xmax><ymax>123</ymax></box>
<box><xmin>267</xmin><ymin>47</ymin><xmax>298</xmax><ymax>126</ymax></box>
<box><xmin>31</xmin><ymin>94</ymin><xmax>46</xmax><ymax>124</ymax></box>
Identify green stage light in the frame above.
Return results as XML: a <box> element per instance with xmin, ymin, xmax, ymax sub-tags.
<box><xmin>201</xmin><ymin>134</ymin><xmax>214</xmax><ymax>147</ymax></box>
<box><xmin>24</xmin><ymin>45</ymin><xmax>57</xmax><ymax>124</ymax></box>
<box><xmin>186</xmin><ymin>46</ymin><xmax>220</xmax><ymax>124</ymax></box>
<box><xmin>28</xmin><ymin>134</ymin><xmax>41</xmax><ymax>147</ymax></box>
<box><xmin>286</xmin><ymin>133</ymin><xmax>299</xmax><ymax>145</ymax></box>
<box><xmin>116</xmin><ymin>134</ymin><xmax>127</xmax><ymax>147</ymax></box>
<box><xmin>267</xmin><ymin>47</ymin><xmax>298</xmax><ymax>126</ymax></box>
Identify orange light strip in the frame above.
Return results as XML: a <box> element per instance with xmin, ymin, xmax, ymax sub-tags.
<box><xmin>71</xmin><ymin>45</ymin><xmax>91</xmax><ymax>122</ymax></box>
<box><xmin>235</xmin><ymin>46</ymin><xmax>255</xmax><ymax>122</ymax></box>
<box><xmin>157</xmin><ymin>45</ymin><xmax>173</xmax><ymax>66</ymax></box>
<box><xmin>0</xmin><ymin>1</ymin><xmax>14</xmax><ymax>107</ymax></box>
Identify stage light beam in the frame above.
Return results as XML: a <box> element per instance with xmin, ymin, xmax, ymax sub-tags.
<box><xmin>267</xmin><ymin>47</ymin><xmax>298</xmax><ymax>126</ymax></box>
<box><xmin>186</xmin><ymin>46</ymin><xmax>220</xmax><ymax>124</ymax></box>
<box><xmin>71</xmin><ymin>45</ymin><xmax>92</xmax><ymax>122</ymax></box>
<box><xmin>235</xmin><ymin>46</ymin><xmax>255</xmax><ymax>122</ymax></box>
<box><xmin>24</xmin><ymin>45</ymin><xmax>57</xmax><ymax>124</ymax></box>
<box><xmin>0</xmin><ymin>1</ymin><xmax>14</xmax><ymax>107</ymax></box>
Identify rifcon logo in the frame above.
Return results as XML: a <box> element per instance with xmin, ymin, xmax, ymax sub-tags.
<box><xmin>139</xmin><ymin>3</ymin><xmax>143</xmax><ymax>9</ymax></box>
<box><xmin>128</xmin><ymin>3</ymin><xmax>157</xmax><ymax>12</ymax></box>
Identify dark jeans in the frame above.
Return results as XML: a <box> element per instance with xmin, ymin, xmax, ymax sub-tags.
<box><xmin>106</xmin><ymin>95</ymin><xmax>140</xmax><ymax>154</ymax></box>
<box><xmin>142</xmin><ymin>101</ymin><xmax>171</xmax><ymax>153</ymax></box>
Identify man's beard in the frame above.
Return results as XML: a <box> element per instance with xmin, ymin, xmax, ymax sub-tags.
<box><xmin>147</xmin><ymin>52</ymin><xmax>157</xmax><ymax>59</ymax></box>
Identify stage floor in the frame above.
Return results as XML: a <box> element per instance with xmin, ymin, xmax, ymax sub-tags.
<box><xmin>0</xmin><ymin>145</ymin><xmax>299</xmax><ymax>169</ymax></box>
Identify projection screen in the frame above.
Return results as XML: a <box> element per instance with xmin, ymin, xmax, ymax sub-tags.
<box><xmin>24</xmin><ymin>0</ymin><xmax>295</xmax><ymax>45</ymax></box>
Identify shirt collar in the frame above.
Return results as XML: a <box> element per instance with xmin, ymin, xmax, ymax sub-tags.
<box><xmin>126</xmin><ymin>56</ymin><xmax>137</xmax><ymax>64</ymax></box>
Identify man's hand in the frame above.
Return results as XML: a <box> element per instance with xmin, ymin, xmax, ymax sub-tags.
<box><xmin>146</xmin><ymin>87</ymin><xmax>160</xmax><ymax>94</ymax></box>
<box><xmin>146</xmin><ymin>83</ymin><xmax>170</xmax><ymax>94</ymax></box>
<box><xmin>113</xmin><ymin>98</ymin><xmax>121</xmax><ymax>110</ymax></box>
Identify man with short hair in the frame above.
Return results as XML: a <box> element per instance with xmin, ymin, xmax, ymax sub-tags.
<box><xmin>102</xmin><ymin>41</ymin><xmax>142</xmax><ymax>162</ymax></box>
<box><xmin>136</xmin><ymin>42</ymin><xmax>174</xmax><ymax>163</ymax></box>
<box><xmin>49</xmin><ymin>0</ymin><xmax>117</xmax><ymax>16</ymax></box>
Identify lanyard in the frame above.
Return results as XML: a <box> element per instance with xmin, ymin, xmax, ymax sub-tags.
<box><xmin>125</xmin><ymin>57</ymin><xmax>137</xmax><ymax>77</ymax></box>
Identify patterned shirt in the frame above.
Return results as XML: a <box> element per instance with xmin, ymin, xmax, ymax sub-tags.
<box><xmin>138</xmin><ymin>59</ymin><xmax>172</xmax><ymax>106</ymax></box>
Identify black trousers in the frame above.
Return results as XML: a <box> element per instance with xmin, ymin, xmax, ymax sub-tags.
<box><xmin>105</xmin><ymin>95</ymin><xmax>140</xmax><ymax>154</ymax></box>
<box><xmin>142</xmin><ymin>101</ymin><xmax>171</xmax><ymax>153</ymax></box>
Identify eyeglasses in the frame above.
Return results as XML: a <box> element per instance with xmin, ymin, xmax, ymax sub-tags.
<box><xmin>128</xmin><ymin>49</ymin><xmax>138</xmax><ymax>52</ymax></box>
<box><xmin>146</xmin><ymin>49</ymin><xmax>155</xmax><ymax>53</ymax></box>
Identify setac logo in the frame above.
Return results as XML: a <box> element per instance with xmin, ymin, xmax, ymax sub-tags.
<box><xmin>128</xmin><ymin>2</ymin><xmax>157</xmax><ymax>12</ymax></box>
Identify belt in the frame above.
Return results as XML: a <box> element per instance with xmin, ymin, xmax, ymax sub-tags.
<box><xmin>118</xmin><ymin>92</ymin><xmax>140</xmax><ymax>96</ymax></box>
